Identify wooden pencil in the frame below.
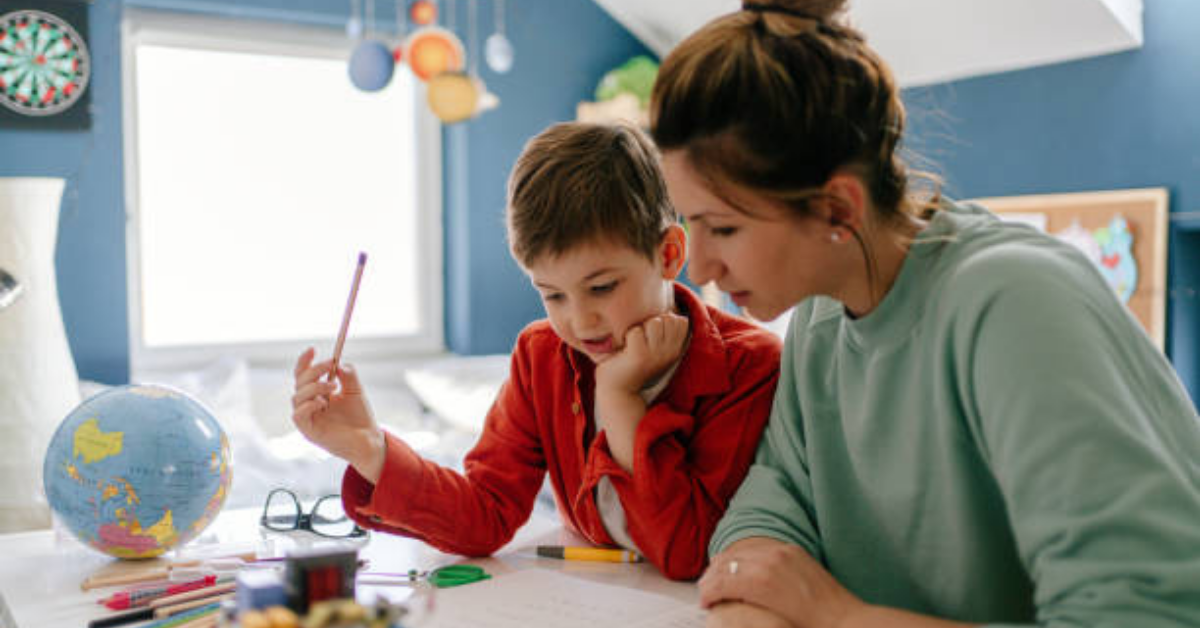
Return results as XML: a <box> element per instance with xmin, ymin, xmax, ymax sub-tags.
<box><xmin>154</xmin><ymin>593</ymin><xmax>233</xmax><ymax>618</ymax></box>
<box><xmin>139</xmin><ymin>602</ymin><xmax>221</xmax><ymax>628</ymax></box>
<box><xmin>168</xmin><ymin>551</ymin><xmax>257</xmax><ymax>569</ymax></box>
<box><xmin>81</xmin><ymin>568</ymin><xmax>171</xmax><ymax>591</ymax></box>
<box><xmin>150</xmin><ymin>582</ymin><xmax>235</xmax><ymax>608</ymax></box>
<box><xmin>173</xmin><ymin>615</ymin><xmax>219</xmax><ymax>628</ymax></box>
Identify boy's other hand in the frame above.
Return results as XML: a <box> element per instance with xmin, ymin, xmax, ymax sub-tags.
<box><xmin>595</xmin><ymin>312</ymin><xmax>689</xmax><ymax>395</ymax></box>
<box><xmin>291</xmin><ymin>347</ymin><xmax>386</xmax><ymax>483</ymax></box>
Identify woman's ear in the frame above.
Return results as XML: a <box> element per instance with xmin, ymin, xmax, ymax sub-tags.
<box><xmin>821</xmin><ymin>173</ymin><xmax>869</xmax><ymax>239</ymax></box>
<box><xmin>659</xmin><ymin>224</ymin><xmax>688</xmax><ymax>279</ymax></box>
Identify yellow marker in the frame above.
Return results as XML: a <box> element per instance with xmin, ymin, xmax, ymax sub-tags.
<box><xmin>536</xmin><ymin>545</ymin><xmax>643</xmax><ymax>563</ymax></box>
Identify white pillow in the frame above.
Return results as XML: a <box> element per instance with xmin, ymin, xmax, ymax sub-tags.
<box><xmin>403</xmin><ymin>355</ymin><xmax>510</xmax><ymax>434</ymax></box>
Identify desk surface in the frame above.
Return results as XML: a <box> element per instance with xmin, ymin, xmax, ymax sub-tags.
<box><xmin>0</xmin><ymin>507</ymin><xmax>698</xmax><ymax>628</ymax></box>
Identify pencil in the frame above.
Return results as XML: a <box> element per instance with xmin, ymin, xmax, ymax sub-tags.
<box><xmin>136</xmin><ymin>602</ymin><xmax>221</xmax><ymax>628</ymax></box>
<box><xmin>154</xmin><ymin>593</ymin><xmax>234</xmax><ymax>618</ymax></box>
<box><xmin>168</xmin><ymin>551</ymin><xmax>258</xmax><ymax>569</ymax></box>
<box><xmin>86</xmin><ymin>606</ymin><xmax>155</xmax><ymax>628</ymax></box>
<box><xmin>173</xmin><ymin>615</ymin><xmax>219</xmax><ymax>628</ymax></box>
<box><xmin>536</xmin><ymin>545</ymin><xmax>643</xmax><ymax>563</ymax></box>
<box><xmin>103</xmin><ymin>575</ymin><xmax>220</xmax><ymax>610</ymax></box>
<box><xmin>81</xmin><ymin>568</ymin><xmax>170</xmax><ymax>591</ymax></box>
<box><xmin>327</xmin><ymin>251</ymin><xmax>367</xmax><ymax>383</ymax></box>
<box><xmin>150</xmin><ymin>582</ymin><xmax>236</xmax><ymax>608</ymax></box>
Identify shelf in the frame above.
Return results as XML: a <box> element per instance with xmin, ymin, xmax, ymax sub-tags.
<box><xmin>1170</xmin><ymin>212</ymin><xmax>1200</xmax><ymax>233</ymax></box>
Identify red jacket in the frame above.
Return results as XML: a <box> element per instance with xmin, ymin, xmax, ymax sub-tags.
<box><xmin>342</xmin><ymin>284</ymin><xmax>780</xmax><ymax>580</ymax></box>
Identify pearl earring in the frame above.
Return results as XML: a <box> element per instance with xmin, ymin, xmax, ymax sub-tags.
<box><xmin>830</xmin><ymin>231</ymin><xmax>841</xmax><ymax>243</ymax></box>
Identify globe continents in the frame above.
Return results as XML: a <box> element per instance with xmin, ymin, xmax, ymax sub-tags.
<box><xmin>42</xmin><ymin>384</ymin><xmax>231</xmax><ymax>559</ymax></box>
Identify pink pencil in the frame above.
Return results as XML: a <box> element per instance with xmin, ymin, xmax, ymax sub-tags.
<box><xmin>328</xmin><ymin>252</ymin><xmax>367</xmax><ymax>383</ymax></box>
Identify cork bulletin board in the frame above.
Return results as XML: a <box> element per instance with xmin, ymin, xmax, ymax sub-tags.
<box><xmin>971</xmin><ymin>188</ymin><xmax>1169</xmax><ymax>349</ymax></box>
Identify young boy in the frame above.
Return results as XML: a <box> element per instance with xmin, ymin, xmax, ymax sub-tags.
<box><xmin>290</xmin><ymin>122</ymin><xmax>780</xmax><ymax>580</ymax></box>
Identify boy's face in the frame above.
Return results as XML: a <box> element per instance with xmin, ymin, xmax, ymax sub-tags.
<box><xmin>526</xmin><ymin>230</ymin><xmax>684</xmax><ymax>364</ymax></box>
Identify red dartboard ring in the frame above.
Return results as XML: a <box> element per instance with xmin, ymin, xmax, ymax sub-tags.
<box><xmin>0</xmin><ymin>9</ymin><xmax>91</xmax><ymax>116</ymax></box>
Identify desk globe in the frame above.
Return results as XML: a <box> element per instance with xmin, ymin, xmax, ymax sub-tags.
<box><xmin>42</xmin><ymin>384</ymin><xmax>231</xmax><ymax>558</ymax></box>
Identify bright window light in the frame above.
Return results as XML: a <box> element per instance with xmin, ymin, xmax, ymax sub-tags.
<box><xmin>124</xmin><ymin>12</ymin><xmax>441</xmax><ymax>369</ymax></box>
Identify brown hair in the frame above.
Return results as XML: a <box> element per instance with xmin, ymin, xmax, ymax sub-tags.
<box><xmin>506</xmin><ymin>122</ymin><xmax>675</xmax><ymax>267</ymax></box>
<box><xmin>651</xmin><ymin>0</ymin><xmax>933</xmax><ymax>230</ymax></box>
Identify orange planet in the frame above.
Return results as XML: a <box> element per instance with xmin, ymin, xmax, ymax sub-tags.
<box><xmin>410</xmin><ymin>1</ymin><xmax>437</xmax><ymax>26</ymax></box>
<box><xmin>404</xmin><ymin>27</ymin><xmax>464</xmax><ymax>81</ymax></box>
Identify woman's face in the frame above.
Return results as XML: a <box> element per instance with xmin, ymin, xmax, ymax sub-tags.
<box><xmin>662</xmin><ymin>151</ymin><xmax>836</xmax><ymax>322</ymax></box>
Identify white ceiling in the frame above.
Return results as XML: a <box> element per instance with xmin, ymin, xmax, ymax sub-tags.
<box><xmin>593</xmin><ymin>0</ymin><xmax>1143</xmax><ymax>87</ymax></box>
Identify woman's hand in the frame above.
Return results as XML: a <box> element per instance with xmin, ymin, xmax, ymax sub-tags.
<box><xmin>291</xmin><ymin>347</ymin><xmax>385</xmax><ymax>482</ymax></box>
<box><xmin>701</xmin><ymin>537</ymin><xmax>867</xmax><ymax>628</ymax></box>
<box><xmin>707</xmin><ymin>602</ymin><xmax>796</xmax><ymax>628</ymax></box>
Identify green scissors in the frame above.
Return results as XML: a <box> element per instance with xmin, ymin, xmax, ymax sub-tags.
<box><xmin>407</xmin><ymin>565</ymin><xmax>491</xmax><ymax>588</ymax></box>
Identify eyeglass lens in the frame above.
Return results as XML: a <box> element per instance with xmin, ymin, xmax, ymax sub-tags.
<box><xmin>311</xmin><ymin>496</ymin><xmax>357</xmax><ymax>537</ymax></box>
<box><xmin>263</xmin><ymin>489</ymin><xmax>301</xmax><ymax>531</ymax></box>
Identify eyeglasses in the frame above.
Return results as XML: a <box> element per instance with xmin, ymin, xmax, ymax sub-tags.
<box><xmin>260</xmin><ymin>488</ymin><xmax>367</xmax><ymax>538</ymax></box>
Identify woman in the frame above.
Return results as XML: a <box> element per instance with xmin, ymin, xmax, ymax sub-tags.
<box><xmin>651</xmin><ymin>1</ymin><xmax>1200</xmax><ymax>627</ymax></box>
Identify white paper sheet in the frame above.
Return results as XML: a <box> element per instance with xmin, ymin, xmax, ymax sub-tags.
<box><xmin>426</xmin><ymin>569</ymin><xmax>705</xmax><ymax>628</ymax></box>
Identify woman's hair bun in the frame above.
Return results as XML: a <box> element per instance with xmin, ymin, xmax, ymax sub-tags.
<box><xmin>754</xmin><ymin>0</ymin><xmax>847</xmax><ymax>22</ymax></box>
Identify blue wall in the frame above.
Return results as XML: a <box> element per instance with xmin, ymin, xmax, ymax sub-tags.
<box><xmin>902</xmin><ymin>0</ymin><xmax>1200</xmax><ymax>400</ymax></box>
<box><xmin>7</xmin><ymin>0</ymin><xmax>1198</xmax><ymax>397</ymax></box>
<box><xmin>0</xmin><ymin>0</ymin><xmax>649</xmax><ymax>384</ymax></box>
<box><xmin>441</xmin><ymin>0</ymin><xmax>651</xmax><ymax>354</ymax></box>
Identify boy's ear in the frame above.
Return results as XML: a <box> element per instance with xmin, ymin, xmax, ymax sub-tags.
<box><xmin>821</xmin><ymin>172</ymin><xmax>869</xmax><ymax>237</ymax></box>
<box><xmin>659</xmin><ymin>224</ymin><xmax>687</xmax><ymax>280</ymax></box>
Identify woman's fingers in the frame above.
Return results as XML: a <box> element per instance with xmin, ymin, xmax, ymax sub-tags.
<box><xmin>699</xmin><ymin>555</ymin><xmax>749</xmax><ymax>608</ymax></box>
<box><xmin>706</xmin><ymin>602</ymin><xmax>792</xmax><ymax>628</ymax></box>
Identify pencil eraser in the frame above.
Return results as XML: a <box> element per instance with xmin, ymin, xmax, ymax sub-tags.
<box><xmin>237</xmin><ymin>569</ymin><xmax>287</xmax><ymax>613</ymax></box>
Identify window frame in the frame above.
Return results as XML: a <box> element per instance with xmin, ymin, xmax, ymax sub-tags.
<box><xmin>120</xmin><ymin>8</ymin><xmax>444</xmax><ymax>373</ymax></box>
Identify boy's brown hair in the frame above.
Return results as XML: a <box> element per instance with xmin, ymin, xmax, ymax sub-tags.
<box><xmin>506</xmin><ymin>122</ymin><xmax>675</xmax><ymax>268</ymax></box>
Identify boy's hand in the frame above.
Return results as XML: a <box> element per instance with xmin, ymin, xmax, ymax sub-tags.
<box><xmin>594</xmin><ymin>312</ymin><xmax>690</xmax><ymax>395</ymax></box>
<box><xmin>592</xmin><ymin>313</ymin><xmax>688</xmax><ymax>474</ymax></box>
<box><xmin>291</xmin><ymin>348</ymin><xmax>385</xmax><ymax>483</ymax></box>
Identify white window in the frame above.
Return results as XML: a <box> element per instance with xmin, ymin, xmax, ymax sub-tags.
<box><xmin>122</xmin><ymin>9</ymin><xmax>442</xmax><ymax>374</ymax></box>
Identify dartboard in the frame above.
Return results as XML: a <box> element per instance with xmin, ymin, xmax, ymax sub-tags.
<box><xmin>0</xmin><ymin>9</ymin><xmax>90</xmax><ymax>117</ymax></box>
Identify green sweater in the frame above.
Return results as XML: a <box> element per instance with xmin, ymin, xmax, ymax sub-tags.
<box><xmin>711</xmin><ymin>201</ymin><xmax>1200</xmax><ymax>626</ymax></box>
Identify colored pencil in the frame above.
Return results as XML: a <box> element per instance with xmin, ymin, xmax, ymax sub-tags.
<box><xmin>86</xmin><ymin>606</ymin><xmax>155</xmax><ymax>628</ymax></box>
<box><xmin>154</xmin><ymin>593</ymin><xmax>234</xmax><ymax>618</ymax></box>
<box><xmin>150</xmin><ymin>582</ymin><xmax>236</xmax><ymax>608</ymax></box>
<box><xmin>327</xmin><ymin>251</ymin><xmax>367</xmax><ymax>383</ymax></box>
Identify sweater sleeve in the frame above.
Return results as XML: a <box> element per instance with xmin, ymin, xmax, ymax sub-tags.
<box><xmin>581</xmin><ymin>333</ymin><xmax>781</xmax><ymax>580</ymax></box>
<box><xmin>707</xmin><ymin>313</ymin><xmax>825</xmax><ymax>563</ymax></box>
<box><xmin>958</xmin><ymin>248</ymin><xmax>1200</xmax><ymax>628</ymax></box>
<box><xmin>341</xmin><ymin>340</ymin><xmax>547</xmax><ymax>557</ymax></box>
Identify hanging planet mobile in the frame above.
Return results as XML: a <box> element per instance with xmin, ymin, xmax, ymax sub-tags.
<box><xmin>0</xmin><ymin>10</ymin><xmax>91</xmax><ymax>117</ymax></box>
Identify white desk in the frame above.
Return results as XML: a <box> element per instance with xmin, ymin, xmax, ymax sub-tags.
<box><xmin>0</xmin><ymin>507</ymin><xmax>699</xmax><ymax>628</ymax></box>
